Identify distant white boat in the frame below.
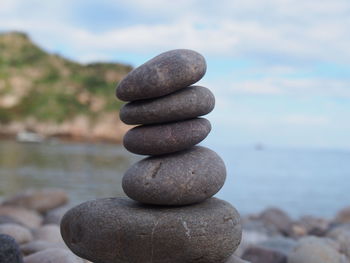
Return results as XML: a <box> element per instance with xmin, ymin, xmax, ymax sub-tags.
<box><xmin>16</xmin><ymin>131</ymin><xmax>44</xmax><ymax>143</ymax></box>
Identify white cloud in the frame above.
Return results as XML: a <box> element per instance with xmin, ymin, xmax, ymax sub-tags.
<box><xmin>1</xmin><ymin>0</ymin><xmax>350</xmax><ymax>64</ymax></box>
<box><xmin>1</xmin><ymin>0</ymin><xmax>349</xmax><ymax>98</ymax></box>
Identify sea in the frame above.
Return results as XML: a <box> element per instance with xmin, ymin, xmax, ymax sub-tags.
<box><xmin>0</xmin><ymin>139</ymin><xmax>349</xmax><ymax>219</ymax></box>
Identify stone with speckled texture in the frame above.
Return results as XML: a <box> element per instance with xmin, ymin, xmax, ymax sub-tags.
<box><xmin>0</xmin><ymin>234</ymin><xmax>23</xmax><ymax>263</ymax></box>
<box><xmin>60</xmin><ymin>197</ymin><xmax>242</xmax><ymax>263</ymax></box>
<box><xmin>122</xmin><ymin>146</ymin><xmax>226</xmax><ymax>205</ymax></box>
<box><xmin>123</xmin><ymin>118</ymin><xmax>211</xmax><ymax>155</ymax></box>
<box><xmin>116</xmin><ymin>49</ymin><xmax>206</xmax><ymax>101</ymax></box>
<box><xmin>120</xmin><ymin>86</ymin><xmax>215</xmax><ymax>125</ymax></box>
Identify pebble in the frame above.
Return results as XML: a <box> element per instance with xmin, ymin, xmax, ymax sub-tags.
<box><xmin>327</xmin><ymin>225</ymin><xmax>350</xmax><ymax>258</ymax></box>
<box><xmin>258</xmin><ymin>236</ymin><xmax>297</xmax><ymax>255</ymax></box>
<box><xmin>116</xmin><ymin>49</ymin><xmax>206</xmax><ymax>101</ymax></box>
<box><xmin>120</xmin><ymin>86</ymin><xmax>215</xmax><ymax>125</ymax></box>
<box><xmin>23</xmin><ymin>248</ymin><xmax>84</xmax><ymax>263</ymax></box>
<box><xmin>0</xmin><ymin>223</ymin><xmax>33</xmax><ymax>244</ymax></box>
<box><xmin>0</xmin><ymin>234</ymin><xmax>23</xmax><ymax>263</ymax></box>
<box><xmin>0</xmin><ymin>206</ymin><xmax>42</xmax><ymax>228</ymax></box>
<box><xmin>241</xmin><ymin>246</ymin><xmax>287</xmax><ymax>263</ymax></box>
<box><xmin>242</xmin><ymin>217</ymin><xmax>281</xmax><ymax>236</ymax></box>
<box><xmin>336</xmin><ymin>206</ymin><xmax>350</xmax><ymax>224</ymax></box>
<box><xmin>0</xmin><ymin>215</ymin><xmax>24</xmax><ymax>226</ymax></box>
<box><xmin>21</xmin><ymin>241</ymin><xmax>67</xmax><ymax>256</ymax></box>
<box><xmin>123</xmin><ymin>146</ymin><xmax>226</xmax><ymax>205</ymax></box>
<box><xmin>258</xmin><ymin>207</ymin><xmax>293</xmax><ymax>236</ymax></box>
<box><xmin>43</xmin><ymin>205</ymin><xmax>72</xmax><ymax>225</ymax></box>
<box><xmin>61</xmin><ymin>197</ymin><xmax>241</xmax><ymax>263</ymax></box>
<box><xmin>298</xmin><ymin>215</ymin><xmax>330</xmax><ymax>236</ymax></box>
<box><xmin>32</xmin><ymin>224</ymin><xmax>62</xmax><ymax>243</ymax></box>
<box><xmin>288</xmin><ymin>236</ymin><xmax>348</xmax><ymax>263</ymax></box>
<box><xmin>123</xmin><ymin>118</ymin><xmax>211</xmax><ymax>155</ymax></box>
<box><xmin>2</xmin><ymin>188</ymin><xmax>68</xmax><ymax>213</ymax></box>
<box><xmin>235</xmin><ymin>230</ymin><xmax>271</xmax><ymax>257</ymax></box>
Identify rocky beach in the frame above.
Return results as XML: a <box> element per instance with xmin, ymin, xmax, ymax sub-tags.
<box><xmin>1</xmin><ymin>188</ymin><xmax>350</xmax><ymax>263</ymax></box>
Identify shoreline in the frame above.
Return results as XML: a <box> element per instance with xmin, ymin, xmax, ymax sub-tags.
<box><xmin>1</xmin><ymin>188</ymin><xmax>350</xmax><ymax>262</ymax></box>
<box><xmin>0</xmin><ymin>132</ymin><xmax>124</xmax><ymax>144</ymax></box>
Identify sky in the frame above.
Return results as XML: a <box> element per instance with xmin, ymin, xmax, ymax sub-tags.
<box><xmin>1</xmin><ymin>0</ymin><xmax>350</xmax><ymax>150</ymax></box>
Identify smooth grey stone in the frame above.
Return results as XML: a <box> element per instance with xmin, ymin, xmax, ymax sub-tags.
<box><xmin>61</xmin><ymin>197</ymin><xmax>242</xmax><ymax>263</ymax></box>
<box><xmin>120</xmin><ymin>86</ymin><xmax>215</xmax><ymax>125</ymax></box>
<box><xmin>116</xmin><ymin>49</ymin><xmax>206</xmax><ymax>101</ymax></box>
<box><xmin>0</xmin><ymin>234</ymin><xmax>23</xmax><ymax>263</ymax></box>
<box><xmin>123</xmin><ymin>118</ymin><xmax>211</xmax><ymax>155</ymax></box>
<box><xmin>122</xmin><ymin>146</ymin><xmax>226</xmax><ymax>205</ymax></box>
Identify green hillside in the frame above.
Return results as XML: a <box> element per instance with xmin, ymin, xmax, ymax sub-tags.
<box><xmin>0</xmin><ymin>31</ymin><xmax>132</xmax><ymax>124</ymax></box>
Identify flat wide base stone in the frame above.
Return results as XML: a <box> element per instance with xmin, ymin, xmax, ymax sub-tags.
<box><xmin>61</xmin><ymin>197</ymin><xmax>242</xmax><ymax>263</ymax></box>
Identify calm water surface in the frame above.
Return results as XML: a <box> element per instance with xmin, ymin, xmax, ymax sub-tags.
<box><xmin>0</xmin><ymin>140</ymin><xmax>349</xmax><ymax>218</ymax></box>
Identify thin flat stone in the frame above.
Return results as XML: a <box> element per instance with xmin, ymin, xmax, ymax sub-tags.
<box><xmin>120</xmin><ymin>86</ymin><xmax>215</xmax><ymax>125</ymax></box>
<box><xmin>123</xmin><ymin>118</ymin><xmax>211</xmax><ymax>155</ymax></box>
<box><xmin>122</xmin><ymin>146</ymin><xmax>226</xmax><ymax>205</ymax></box>
<box><xmin>116</xmin><ymin>49</ymin><xmax>206</xmax><ymax>101</ymax></box>
<box><xmin>60</xmin><ymin>197</ymin><xmax>242</xmax><ymax>263</ymax></box>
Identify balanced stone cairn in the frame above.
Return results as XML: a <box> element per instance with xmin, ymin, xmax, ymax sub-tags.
<box><xmin>61</xmin><ymin>49</ymin><xmax>242</xmax><ymax>263</ymax></box>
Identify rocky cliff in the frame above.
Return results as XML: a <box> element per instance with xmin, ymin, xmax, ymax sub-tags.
<box><xmin>0</xmin><ymin>31</ymin><xmax>132</xmax><ymax>142</ymax></box>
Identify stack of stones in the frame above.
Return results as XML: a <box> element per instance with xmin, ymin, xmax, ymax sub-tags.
<box><xmin>61</xmin><ymin>49</ymin><xmax>242</xmax><ymax>263</ymax></box>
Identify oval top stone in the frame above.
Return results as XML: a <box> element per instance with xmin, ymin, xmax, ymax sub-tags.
<box><xmin>61</xmin><ymin>197</ymin><xmax>242</xmax><ymax>263</ymax></box>
<box><xmin>123</xmin><ymin>118</ymin><xmax>211</xmax><ymax>155</ymax></box>
<box><xmin>122</xmin><ymin>146</ymin><xmax>226</xmax><ymax>205</ymax></box>
<box><xmin>116</xmin><ymin>49</ymin><xmax>206</xmax><ymax>101</ymax></box>
<box><xmin>120</xmin><ymin>86</ymin><xmax>215</xmax><ymax>125</ymax></box>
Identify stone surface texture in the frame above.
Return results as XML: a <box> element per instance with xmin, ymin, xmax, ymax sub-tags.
<box><xmin>116</xmin><ymin>49</ymin><xmax>206</xmax><ymax>101</ymax></box>
<box><xmin>0</xmin><ymin>234</ymin><xmax>23</xmax><ymax>263</ymax></box>
<box><xmin>120</xmin><ymin>86</ymin><xmax>215</xmax><ymax>125</ymax></box>
<box><xmin>61</xmin><ymin>197</ymin><xmax>241</xmax><ymax>263</ymax></box>
<box><xmin>122</xmin><ymin>146</ymin><xmax>226</xmax><ymax>205</ymax></box>
<box><xmin>123</xmin><ymin>118</ymin><xmax>211</xmax><ymax>155</ymax></box>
